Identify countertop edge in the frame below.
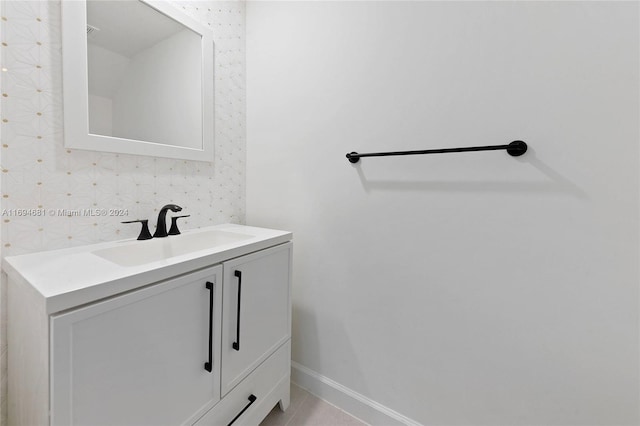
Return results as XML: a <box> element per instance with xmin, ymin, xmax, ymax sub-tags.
<box><xmin>46</xmin><ymin>237</ymin><xmax>292</xmax><ymax>314</ymax></box>
<box><xmin>3</xmin><ymin>224</ymin><xmax>292</xmax><ymax>314</ymax></box>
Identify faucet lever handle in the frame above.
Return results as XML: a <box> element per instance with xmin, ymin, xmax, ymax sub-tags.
<box><xmin>121</xmin><ymin>220</ymin><xmax>153</xmax><ymax>240</ymax></box>
<box><xmin>168</xmin><ymin>215</ymin><xmax>190</xmax><ymax>236</ymax></box>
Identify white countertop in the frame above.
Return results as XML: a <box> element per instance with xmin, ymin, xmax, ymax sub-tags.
<box><xmin>3</xmin><ymin>224</ymin><xmax>292</xmax><ymax>314</ymax></box>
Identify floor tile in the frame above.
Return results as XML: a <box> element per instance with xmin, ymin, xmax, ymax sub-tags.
<box><xmin>260</xmin><ymin>383</ymin><xmax>310</xmax><ymax>426</ymax></box>
<box><xmin>260</xmin><ymin>383</ymin><xmax>367</xmax><ymax>426</ymax></box>
<box><xmin>285</xmin><ymin>390</ymin><xmax>367</xmax><ymax>426</ymax></box>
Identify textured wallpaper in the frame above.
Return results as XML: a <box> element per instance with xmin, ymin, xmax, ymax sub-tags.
<box><xmin>0</xmin><ymin>0</ymin><xmax>246</xmax><ymax>422</ymax></box>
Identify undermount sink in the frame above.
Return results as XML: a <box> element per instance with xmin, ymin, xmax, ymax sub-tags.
<box><xmin>92</xmin><ymin>229</ymin><xmax>253</xmax><ymax>267</ymax></box>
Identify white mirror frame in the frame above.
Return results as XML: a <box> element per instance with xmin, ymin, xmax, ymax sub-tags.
<box><xmin>61</xmin><ymin>0</ymin><xmax>215</xmax><ymax>162</ymax></box>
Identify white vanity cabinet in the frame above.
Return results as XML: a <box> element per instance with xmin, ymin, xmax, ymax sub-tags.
<box><xmin>5</xmin><ymin>224</ymin><xmax>292</xmax><ymax>426</ymax></box>
<box><xmin>221</xmin><ymin>245</ymin><xmax>292</xmax><ymax>395</ymax></box>
<box><xmin>50</xmin><ymin>266</ymin><xmax>223</xmax><ymax>426</ymax></box>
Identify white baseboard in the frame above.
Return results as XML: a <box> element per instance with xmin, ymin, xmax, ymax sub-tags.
<box><xmin>291</xmin><ymin>361</ymin><xmax>422</xmax><ymax>426</ymax></box>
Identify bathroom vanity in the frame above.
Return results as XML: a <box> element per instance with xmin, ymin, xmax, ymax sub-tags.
<box><xmin>4</xmin><ymin>224</ymin><xmax>292</xmax><ymax>426</ymax></box>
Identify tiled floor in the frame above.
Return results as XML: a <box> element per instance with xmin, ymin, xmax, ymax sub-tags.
<box><xmin>259</xmin><ymin>383</ymin><xmax>368</xmax><ymax>426</ymax></box>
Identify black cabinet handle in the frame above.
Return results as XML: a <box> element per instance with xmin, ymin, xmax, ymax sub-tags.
<box><xmin>204</xmin><ymin>281</ymin><xmax>214</xmax><ymax>372</ymax></box>
<box><xmin>232</xmin><ymin>271</ymin><xmax>242</xmax><ymax>351</ymax></box>
<box><xmin>227</xmin><ymin>394</ymin><xmax>257</xmax><ymax>426</ymax></box>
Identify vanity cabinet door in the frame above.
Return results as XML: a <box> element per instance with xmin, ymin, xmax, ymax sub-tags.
<box><xmin>221</xmin><ymin>243</ymin><xmax>292</xmax><ymax>395</ymax></box>
<box><xmin>50</xmin><ymin>265</ymin><xmax>223</xmax><ymax>426</ymax></box>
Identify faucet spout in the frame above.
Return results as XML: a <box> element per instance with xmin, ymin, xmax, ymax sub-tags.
<box><xmin>153</xmin><ymin>204</ymin><xmax>182</xmax><ymax>238</ymax></box>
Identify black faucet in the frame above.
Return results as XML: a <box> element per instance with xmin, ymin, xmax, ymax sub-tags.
<box><xmin>153</xmin><ymin>204</ymin><xmax>182</xmax><ymax>238</ymax></box>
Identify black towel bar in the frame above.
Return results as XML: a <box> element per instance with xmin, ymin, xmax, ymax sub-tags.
<box><xmin>346</xmin><ymin>140</ymin><xmax>527</xmax><ymax>163</ymax></box>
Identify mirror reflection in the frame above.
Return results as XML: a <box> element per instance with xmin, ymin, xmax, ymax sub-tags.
<box><xmin>86</xmin><ymin>0</ymin><xmax>203</xmax><ymax>149</ymax></box>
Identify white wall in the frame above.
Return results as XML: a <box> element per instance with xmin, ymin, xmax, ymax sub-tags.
<box><xmin>87</xmin><ymin>43</ymin><xmax>130</xmax><ymax>100</ymax></box>
<box><xmin>112</xmin><ymin>29</ymin><xmax>203</xmax><ymax>149</ymax></box>
<box><xmin>87</xmin><ymin>43</ymin><xmax>128</xmax><ymax>137</ymax></box>
<box><xmin>88</xmin><ymin>94</ymin><xmax>113</xmax><ymax>136</ymax></box>
<box><xmin>246</xmin><ymin>2</ymin><xmax>639</xmax><ymax>425</ymax></box>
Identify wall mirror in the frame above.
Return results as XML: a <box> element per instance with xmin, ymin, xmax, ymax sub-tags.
<box><xmin>62</xmin><ymin>0</ymin><xmax>214</xmax><ymax>162</ymax></box>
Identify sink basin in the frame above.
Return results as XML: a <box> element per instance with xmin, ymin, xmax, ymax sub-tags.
<box><xmin>93</xmin><ymin>230</ymin><xmax>253</xmax><ymax>267</ymax></box>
